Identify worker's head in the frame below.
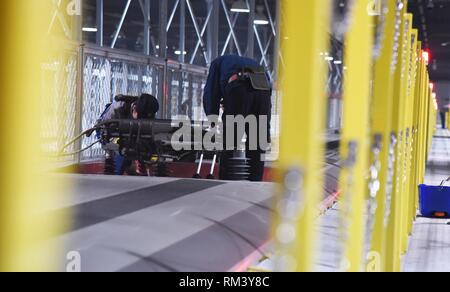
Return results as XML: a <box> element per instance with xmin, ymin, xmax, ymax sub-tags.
<box><xmin>131</xmin><ymin>94</ymin><xmax>159</xmax><ymax>119</ymax></box>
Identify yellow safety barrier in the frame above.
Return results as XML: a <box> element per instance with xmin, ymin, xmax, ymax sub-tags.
<box><xmin>368</xmin><ymin>0</ymin><xmax>399</xmax><ymax>272</ymax></box>
<box><xmin>409</xmin><ymin>42</ymin><xmax>424</xmax><ymax>236</ymax></box>
<box><xmin>273</xmin><ymin>0</ymin><xmax>331</xmax><ymax>272</ymax></box>
<box><xmin>338</xmin><ymin>0</ymin><xmax>373</xmax><ymax>272</ymax></box>
<box><xmin>385</xmin><ymin>7</ymin><xmax>411</xmax><ymax>272</ymax></box>
<box><xmin>445</xmin><ymin>112</ymin><xmax>450</xmax><ymax>129</ymax></box>
<box><xmin>0</xmin><ymin>1</ymin><xmax>69</xmax><ymax>271</ymax></box>
<box><xmin>272</xmin><ymin>0</ymin><xmax>438</xmax><ymax>272</ymax></box>
<box><xmin>0</xmin><ymin>0</ymin><xmax>439</xmax><ymax>273</ymax></box>
<box><xmin>400</xmin><ymin>28</ymin><xmax>418</xmax><ymax>254</ymax></box>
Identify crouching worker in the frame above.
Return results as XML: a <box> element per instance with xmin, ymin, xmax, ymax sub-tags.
<box><xmin>98</xmin><ymin>93</ymin><xmax>159</xmax><ymax>176</ymax></box>
<box><xmin>203</xmin><ymin>55</ymin><xmax>272</xmax><ymax>182</ymax></box>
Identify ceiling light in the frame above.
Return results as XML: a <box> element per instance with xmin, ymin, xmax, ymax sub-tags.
<box><xmin>334</xmin><ymin>60</ymin><xmax>342</xmax><ymax>65</ymax></box>
<box><xmin>230</xmin><ymin>0</ymin><xmax>250</xmax><ymax>13</ymax></box>
<box><xmin>83</xmin><ymin>16</ymin><xmax>97</xmax><ymax>33</ymax></box>
<box><xmin>82</xmin><ymin>27</ymin><xmax>98</xmax><ymax>32</ymax></box>
<box><xmin>175</xmin><ymin>50</ymin><xmax>187</xmax><ymax>55</ymax></box>
<box><xmin>254</xmin><ymin>6</ymin><xmax>269</xmax><ymax>25</ymax></box>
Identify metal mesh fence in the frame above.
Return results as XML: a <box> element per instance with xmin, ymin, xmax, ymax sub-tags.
<box><xmin>81</xmin><ymin>53</ymin><xmax>167</xmax><ymax>160</ymax></box>
<box><xmin>41</xmin><ymin>48</ymin><xmax>79</xmax><ymax>164</ymax></box>
<box><xmin>42</xmin><ymin>44</ymin><xmax>340</xmax><ymax>165</ymax></box>
<box><xmin>167</xmin><ymin>69</ymin><xmax>207</xmax><ymax>121</ymax></box>
<box><xmin>81</xmin><ymin>55</ymin><xmax>112</xmax><ymax>160</ymax></box>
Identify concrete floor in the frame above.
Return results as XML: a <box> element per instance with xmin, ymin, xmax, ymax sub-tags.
<box><xmin>403</xmin><ymin>128</ymin><xmax>450</xmax><ymax>272</ymax></box>
<box><xmin>55</xmin><ymin>129</ymin><xmax>448</xmax><ymax>272</ymax></box>
<box><xmin>257</xmin><ymin>129</ymin><xmax>450</xmax><ymax>272</ymax></box>
<box><xmin>50</xmin><ymin>174</ymin><xmax>274</xmax><ymax>272</ymax></box>
<box><xmin>49</xmin><ymin>149</ymin><xmax>341</xmax><ymax>272</ymax></box>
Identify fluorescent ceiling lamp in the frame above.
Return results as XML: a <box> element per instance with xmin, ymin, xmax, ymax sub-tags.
<box><xmin>254</xmin><ymin>19</ymin><xmax>269</xmax><ymax>25</ymax></box>
<box><xmin>83</xmin><ymin>15</ymin><xmax>97</xmax><ymax>33</ymax></box>
<box><xmin>83</xmin><ymin>27</ymin><xmax>98</xmax><ymax>32</ymax></box>
<box><xmin>231</xmin><ymin>0</ymin><xmax>250</xmax><ymax>13</ymax></box>
<box><xmin>175</xmin><ymin>50</ymin><xmax>187</xmax><ymax>55</ymax></box>
<box><xmin>325</xmin><ymin>56</ymin><xmax>334</xmax><ymax>61</ymax></box>
<box><xmin>254</xmin><ymin>5</ymin><xmax>269</xmax><ymax>25</ymax></box>
<box><xmin>333</xmin><ymin>60</ymin><xmax>342</xmax><ymax>65</ymax></box>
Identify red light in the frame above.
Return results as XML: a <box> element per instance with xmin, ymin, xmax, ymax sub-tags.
<box><xmin>434</xmin><ymin>212</ymin><xmax>447</xmax><ymax>218</ymax></box>
<box><xmin>422</xmin><ymin>51</ymin><xmax>430</xmax><ymax>65</ymax></box>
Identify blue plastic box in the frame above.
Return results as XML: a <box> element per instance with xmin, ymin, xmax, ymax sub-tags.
<box><xmin>419</xmin><ymin>183</ymin><xmax>450</xmax><ymax>218</ymax></box>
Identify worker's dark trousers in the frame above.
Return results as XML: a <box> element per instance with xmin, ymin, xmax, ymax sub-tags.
<box><xmin>440</xmin><ymin>111</ymin><xmax>447</xmax><ymax>129</ymax></box>
<box><xmin>220</xmin><ymin>80</ymin><xmax>272</xmax><ymax>182</ymax></box>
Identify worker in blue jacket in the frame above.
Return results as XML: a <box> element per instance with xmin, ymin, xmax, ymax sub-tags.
<box><xmin>98</xmin><ymin>94</ymin><xmax>159</xmax><ymax>176</ymax></box>
<box><xmin>203</xmin><ymin>55</ymin><xmax>272</xmax><ymax>182</ymax></box>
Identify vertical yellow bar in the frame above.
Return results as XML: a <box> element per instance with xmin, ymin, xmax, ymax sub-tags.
<box><xmin>409</xmin><ymin>43</ymin><xmax>424</xmax><ymax>235</ymax></box>
<box><xmin>385</xmin><ymin>7</ymin><xmax>410</xmax><ymax>272</ymax></box>
<box><xmin>420</xmin><ymin>71</ymin><xmax>430</xmax><ymax>182</ymax></box>
<box><xmin>273</xmin><ymin>0</ymin><xmax>331</xmax><ymax>272</ymax></box>
<box><xmin>338</xmin><ymin>0</ymin><xmax>373</xmax><ymax>272</ymax></box>
<box><xmin>447</xmin><ymin>112</ymin><xmax>450</xmax><ymax>129</ymax></box>
<box><xmin>418</xmin><ymin>53</ymin><xmax>427</xmax><ymax>206</ymax></box>
<box><xmin>0</xmin><ymin>1</ymin><xmax>67</xmax><ymax>271</ymax></box>
<box><xmin>396</xmin><ymin>15</ymin><xmax>413</xmax><ymax>259</ymax></box>
<box><xmin>401</xmin><ymin>29</ymin><xmax>418</xmax><ymax>254</ymax></box>
<box><xmin>427</xmin><ymin>88</ymin><xmax>435</xmax><ymax>148</ymax></box>
<box><xmin>368</xmin><ymin>0</ymin><xmax>399</xmax><ymax>272</ymax></box>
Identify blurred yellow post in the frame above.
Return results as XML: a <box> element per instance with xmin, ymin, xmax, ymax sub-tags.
<box><xmin>384</xmin><ymin>6</ymin><xmax>410</xmax><ymax>272</ymax></box>
<box><xmin>421</xmin><ymin>71</ymin><xmax>430</xmax><ymax>182</ymax></box>
<box><xmin>409</xmin><ymin>42</ymin><xmax>424</xmax><ymax>235</ymax></box>
<box><xmin>447</xmin><ymin>112</ymin><xmax>450</xmax><ymax>129</ymax></box>
<box><xmin>368</xmin><ymin>0</ymin><xmax>398</xmax><ymax>272</ymax></box>
<box><xmin>400</xmin><ymin>29</ymin><xmax>418</xmax><ymax>254</ymax></box>
<box><xmin>338</xmin><ymin>0</ymin><xmax>373</xmax><ymax>272</ymax></box>
<box><xmin>273</xmin><ymin>0</ymin><xmax>331</xmax><ymax>272</ymax></box>
<box><xmin>0</xmin><ymin>0</ymin><xmax>68</xmax><ymax>271</ymax></box>
<box><xmin>405</xmin><ymin>34</ymin><xmax>420</xmax><ymax>239</ymax></box>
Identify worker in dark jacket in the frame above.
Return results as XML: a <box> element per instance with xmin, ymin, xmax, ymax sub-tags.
<box><xmin>203</xmin><ymin>55</ymin><xmax>272</xmax><ymax>182</ymax></box>
<box><xmin>99</xmin><ymin>93</ymin><xmax>159</xmax><ymax>176</ymax></box>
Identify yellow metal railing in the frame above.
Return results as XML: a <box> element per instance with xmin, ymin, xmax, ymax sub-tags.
<box><xmin>369</xmin><ymin>0</ymin><xmax>399</xmax><ymax>272</ymax></box>
<box><xmin>274</xmin><ymin>0</ymin><xmax>436</xmax><ymax>272</ymax></box>
<box><xmin>0</xmin><ymin>0</ymin><xmax>439</xmax><ymax>273</ymax></box>
<box><xmin>272</xmin><ymin>0</ymin><xmax>331</xmax><ymax>272</ymax></box>
<box><xmin>338</xmin><ymin>0</ymin><xmax>373</xmax><ymax>272</ymax></box>
<box><xmin>0</xmin><ymin>1</ymin><xmax>69</xmax><ymax>272</ymax></box>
